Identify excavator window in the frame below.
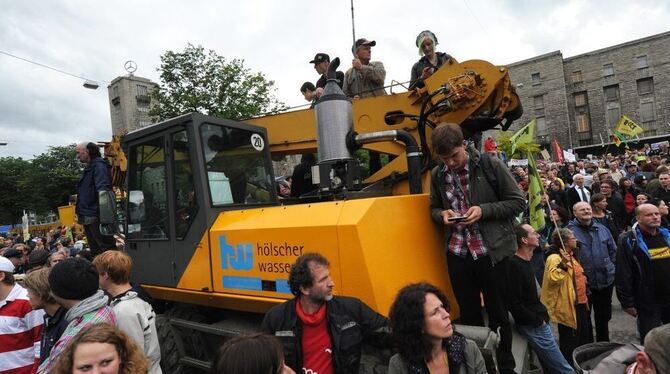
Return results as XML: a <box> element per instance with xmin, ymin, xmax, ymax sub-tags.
<box><xmin>126</xmin><ymin>136</ymin><xmax>170</xmax><ymax>240</ymax></box>
<box><xmin>199</xmin><ymin>123</ymin><xmax>276</xmax><ymax>206</ymax></box>
<box><xmin>172</xmin><ymin>130</ymin><xmax>198</xmax><ymax>240</ymax></box>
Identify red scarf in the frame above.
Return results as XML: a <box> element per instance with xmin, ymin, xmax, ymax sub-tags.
<box><xmin>296</xmin><ymin>301</ymin><xmax>333</xmax><ymax>374</ymax></box>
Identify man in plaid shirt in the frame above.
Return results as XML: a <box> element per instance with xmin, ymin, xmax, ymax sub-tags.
<box><xmin>430</xmin><ymin>123</ymin><xmax>525</xmax><ymax>374</ymax></box>
<box><xmin>37</xmin><ymin>258</ymin><xmax>116</xmax><ymax>373</ymax></box>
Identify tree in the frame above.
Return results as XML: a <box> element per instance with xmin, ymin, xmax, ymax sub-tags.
<box><xmin>0</xmin><ymin>145</ymin><xmax>80</xmax><ymax>225</ymax></box>
<box><xmin>149</xmin><ymin>44</ymin><xmax>286</xmax><ymax>121</ymax></box>
<box><xmin>0</xmin><ymin>157</ymin><xmax>33</xmax><ymax>225</ymax></box>
<box><xmin>28</xmin><ymin>145</ymin><xmax>80</xmax><ymax>212</ymax></box>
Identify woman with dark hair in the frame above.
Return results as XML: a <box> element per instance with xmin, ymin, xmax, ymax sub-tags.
<box><xmin>211</xmin><ymin>333</ymin><xmax>294</xmax><ymax>374</ymax></box>
<box><xmin>52</xmin><ymin>323</ymin><xmax>148</xmax><ymax>374</ymax></box>
<box><xmin>541</xmin><ymin>228</ymin><xmax>593</xmax><ymax>364</ymax></box>
<box><xmin>388</xmin><ymin>283</ymin><xmax>486</xmax><ymax>374</ymax></box>
<box><xmin>542</xmin><ymin>204</ymin><xmax>570</xmax><ymax>248</ymax></box>
<box><xmin>650</xmin><ymin>198</ymin><xmax>670</xmax><ymax>229</ymax></box>
<box><xmin>619</xmin><ymin>177</ymin><xmax>638</xmax><ymax>224</ymax></box>
<box><xmin>636</xmin><ymin>192</ymin><xmax>652</xmax><ymax>206</ymax></box>
<box><xmin>547</xmin><ymin>180</ymin><xmax>569</xmax><ymax>212</ymax></box>
<box><xmin>590</xmin><ymin>193</ymin><xmax>619</xmax><ymax>239</ymax></box>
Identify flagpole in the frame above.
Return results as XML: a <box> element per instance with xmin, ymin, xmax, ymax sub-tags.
<box><xmin>350</xmin><ymin>0</ymin><xmax>357</xmax><ymax>55</ymax></box>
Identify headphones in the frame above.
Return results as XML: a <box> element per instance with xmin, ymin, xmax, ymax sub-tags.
<box><xmin>415</xmin><ymin>30</ymin><xmax>438</xmax><ymax>47</ymax></box>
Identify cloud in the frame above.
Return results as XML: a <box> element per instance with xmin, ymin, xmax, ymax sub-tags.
<box><xmin>1</xmin><ymin>0</ymin><xmax>668</xmax><ymax>160</ymax></box>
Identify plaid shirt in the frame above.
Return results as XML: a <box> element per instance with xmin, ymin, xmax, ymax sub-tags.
<box><xmin>37</xmin><ymin>306</ymin><xmax>116</xmax><ymax>373</ymax></box>
<box><xmin>442</xmin><ymin>163</ymin><xmax>489</xmax><ymax>259</ymax></box>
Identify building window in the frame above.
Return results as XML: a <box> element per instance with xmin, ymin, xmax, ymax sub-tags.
<box><xmin>603</xmin><ymin>85</ymin><xmax>619</xmax><ymax>101</ymax></box>
<box><xmin>636</xmin><ymin>55</ymin><xmax>649</xmax><ymax>69</ymax></box>
<box><xmin>533</xmin><ymin>95</ymin><xmax>544</xmax><ymax>110</ymax></box>
<box><xmin>531</xmin><ymin>73</ymin><xmax>541</xmax><ymax>86</ymax></box>
<box><xmin>576</xmin><ymin>113</ymin><xmax>590</xmax><ymax>133</ymax></box>
<box><xmin>606</xmin><ymin>103</ymin><xmax>621</xmax><ymax>127</ymax></box>
<box><xmin>574</xmin><ymin>92</ymin><xmax>587</xmax><ymax>107</ymax></box>
<box><xmin>602</xmin><ymin>63</ymin><xmax>614</xmax><ymax>77</ymax></box>
<box><xmin>536</xmin><ymin>116</ymin><xmax>547</xmax><ymax>136</ymax></box>
<box><xmin>640</xmin><ymin>100</ymin><xmax>655</xmax><ymax>122</ymax></box>
<box><xmin>637</xmin><ymin>78</ymin><xmax>654</xmax><ymax>95</ymax></box>
<box><xmin>137</xmin><ymin>84</ymin><xmax>148</xmax><ymax>96</ymax></box>
<box><xmin>572</xmin><ymin>70</ymin><xmax>583</xmax><ymax>84</ymax></box>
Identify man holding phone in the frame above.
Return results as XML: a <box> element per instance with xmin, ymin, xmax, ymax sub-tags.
<box><xmin>429</xmin><ymin>123</ymin><xmax>525</xmax><ymax>374</ymax></box>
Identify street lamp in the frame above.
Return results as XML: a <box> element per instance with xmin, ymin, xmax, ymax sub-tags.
<box><xmin>83</xmin><ymin>80</ymin><xmax>99</xmax><ymax>90</ymax></box>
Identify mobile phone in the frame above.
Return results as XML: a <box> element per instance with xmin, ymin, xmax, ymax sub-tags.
<box><xmin>448</xmin><ymin>215</ymin><xmax>467</xmax><ymax>222</ymax></box>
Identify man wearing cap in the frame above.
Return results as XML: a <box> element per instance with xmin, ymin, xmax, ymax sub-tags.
<box><xmin>309</xmin><ymin>53</ymin><xmax>344</xmax><ymax>98</ymax></box>
<box><xmin>574</xmin><ymin>323</ymin><xmax>670</xmax><ymax>373</ymax></box>
<box><xmin>343</xmin><ymin>38</ymin><xmax>386</xmax><ymax>98</ymax></box>
<box><xmin>3</xmin><ymin>247</ymin><xmax>26</xmax><ymax>273</ymax></box>
<box><xmin>0</xmin><ymin>256</ymin><xmax>45</xmax><ymax>374</ymax></box>
<box><xmin>37</xmin><ymin>257</ymin><xmax>116</xmax><ymax>373</ymax></box>
<box><xmin>410</xmin><ymin>30</ymin><xmax>455</xmax><ymax>90</ymax></box>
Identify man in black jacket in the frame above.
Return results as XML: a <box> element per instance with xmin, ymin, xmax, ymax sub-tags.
<box><xmin>509</xmin><ymin>224</ymin><xmax>573</xmax><ymax>374</ymax></box>
<box><xmin>75</xmin><ymin>141</ymin><xmax>115</xmax><ymax>255</ymax></box>
<box><xmin>616</xmin><ymin>203</ymin><xmax>670</xmax><ymax>342</ymax></box>
<box><xmin>261</xmin><ymin>253</ymin><xmax>388</xmax><ymax>374</ymax></box>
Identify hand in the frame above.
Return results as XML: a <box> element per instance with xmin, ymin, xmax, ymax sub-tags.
<box><xmin>557</xmin><ymin>262</ymin><xmax>568</xmax><ymax>271</ymax></box>
<box><xmin>441</xmin><ymin>209</ymin><xmax>458</xmax><ymax>226</ymax></box>
<box><xmin>114</xmin><ymin>233</ymin><xmax>126</xmax><ymax>249</ymax></box>
<box><xmin>624</xmin><ymin>307</ymin><xmax>638</xmax><ymax>317</ymax></box>
<box><xmin>421</xmin><ymin>66</ymin><xmax>434</xmax><ymax>79</ymax></box>
<box><xmin>461</xmin><ymin>206</ymin><xmax>482</xmax><ymax>225</ymax></box>
<box><xmin>315</xmin><ymin>87</ymin><xmax>324</xmax><ymax>99</ymax></box>
<box><xmin>352</xmin><ymin>58</ymin><xmax>363</xmax><ymax>70</ymax></box>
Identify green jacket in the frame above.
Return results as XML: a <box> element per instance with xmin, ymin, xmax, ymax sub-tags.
<box><xmin>429</xmin><ymin>147</ymin><xmax>525</xmax><ymax>265</ymax></box>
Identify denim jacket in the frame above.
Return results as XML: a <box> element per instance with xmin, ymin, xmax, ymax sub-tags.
<box><xmin>567</xmin><ymin>219</ymin><xmax>617</xmax><ymax>290</ymax></box>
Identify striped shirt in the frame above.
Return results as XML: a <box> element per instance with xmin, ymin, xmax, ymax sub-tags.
<box><xmin>0</xmin><ymin>284</ymin><xmax>45</xmax><ymax>374</ymax></box>
<box><xmin>37</xmin><ymin>306</ymin><xmax>116</xmax><ymax>374</ymax></box>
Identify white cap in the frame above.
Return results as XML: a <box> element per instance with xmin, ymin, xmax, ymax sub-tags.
<box><xmin>0</xmin><ymin>256</ymin><xmax>15</xmax><ymax>272</ymax></box>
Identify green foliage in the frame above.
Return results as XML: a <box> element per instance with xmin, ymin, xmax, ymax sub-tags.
<box><xmin>0</xmin><ymin>145</ymin><xmax>80</xmax><ymax>225</ymax></box>
<box><xmin>149</xmin><ymin>44</ymin><xmax>287</xmax><ymax>121</ymax></box>
<box><xmin>495</xmin><ymin>130</ymin><xmax>541</xmax><ymax>158</ymax></box>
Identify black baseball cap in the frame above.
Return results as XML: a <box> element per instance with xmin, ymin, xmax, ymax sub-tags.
<box><xmin>354</xmin><ymin>38</ymin><xmax>376</xmax><ymax>50</ymax></box>
<box><xmin>309</xmin><ymin>53</ymin><xmax>330</xmax><ymax>64</ymax></box>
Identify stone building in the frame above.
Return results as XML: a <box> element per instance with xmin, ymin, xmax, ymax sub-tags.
<box><xmin>108</xmin><ymin>75</ymin><xmax>158</xmax><ymax>136</ymax></box>
<box><xmin>503</xmin><ymin>30</ymin><xmax>670</xmax><ymax>152</ymax></box>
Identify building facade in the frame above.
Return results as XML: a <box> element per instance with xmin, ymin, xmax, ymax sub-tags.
<box><xmin>504</xmin><ymin>30</ymin><xmax>670</xmax><ymax>152</ymax></box>
<box><xmin>108</xmin><ymin>75</ymin><xmax>158</xmax><ymax>136</ymax></box>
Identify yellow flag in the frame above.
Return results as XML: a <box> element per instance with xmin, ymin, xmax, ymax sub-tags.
<box><xmin>509</xmin><ymin>119</ymin><xmax>536</xmax><ymax>156</ymax></box>
<box><xmin>527</xmin><ymin>152</ymin><xmax>545</xmax><ymax>231</ymax></box>
<box><xmin>615</xmin><ymin>115</ymin><xmax>644</xmax><ymax>137</ymax></box>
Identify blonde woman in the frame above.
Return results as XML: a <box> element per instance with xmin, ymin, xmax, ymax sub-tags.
<box><xmin>541</xmin><ymin>228</ymin><xmax>593</xmax><ymax>364</ymax></box>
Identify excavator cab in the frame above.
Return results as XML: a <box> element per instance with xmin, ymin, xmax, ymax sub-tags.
<box><xmin>121</xmin><ymin>113</ymin><xmax>277</xmax><ymax>288</ymax></box>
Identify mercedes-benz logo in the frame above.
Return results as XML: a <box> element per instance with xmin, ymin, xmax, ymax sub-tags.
<box><xmin>124</xmin><ymin>60</ymin><xmax>137</xmax><ymax>74</ymax></box>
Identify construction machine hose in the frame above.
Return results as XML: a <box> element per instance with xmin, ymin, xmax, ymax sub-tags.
<box><xmin>348</xmin><ymin>130</ymin><xmax>423</xmax><ymax>194</ymax></box>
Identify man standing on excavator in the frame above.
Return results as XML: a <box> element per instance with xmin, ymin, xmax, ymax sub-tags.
<box><xmin>75</xmin><ymin>142</ymin><xmax>116</xmax><ymax>255</ymax></box>
<box><xmin>429</xmin><ymin>123</ymin><xmax>525</xmax><ymax>374</ymax></box>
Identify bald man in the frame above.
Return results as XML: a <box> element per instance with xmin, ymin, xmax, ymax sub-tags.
<box><xmin>568</xmin><ymin>201</ymin><xmax>617</xmax><ymax>342</ymax></box>
<box><xmin>75</xmin><ymin>142</ymin><xmax>115</xmax><ymax>255</ymax></box>
<box><xmin>616</xmin><ymin>203</ymin><xmax>670</xmax><ymax>342</ymax></box>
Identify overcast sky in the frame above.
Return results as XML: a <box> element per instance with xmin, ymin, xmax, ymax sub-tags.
<box><xmin>1</xmin><ymin>0</ymin><xmax>669</xmax><ymax>160</ymax></box>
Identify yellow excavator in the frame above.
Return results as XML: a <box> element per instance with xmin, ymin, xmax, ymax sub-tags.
<box><xmin>99</xmin><ymin>57</ymin><xmax>523</xmax><ymax>373</ymax></box>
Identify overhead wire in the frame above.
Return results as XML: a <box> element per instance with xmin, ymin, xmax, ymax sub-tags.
<box><xmin>0</xmin><ymin>49</ymin><xmax>106</xmax><ymax>84</ymax></box>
